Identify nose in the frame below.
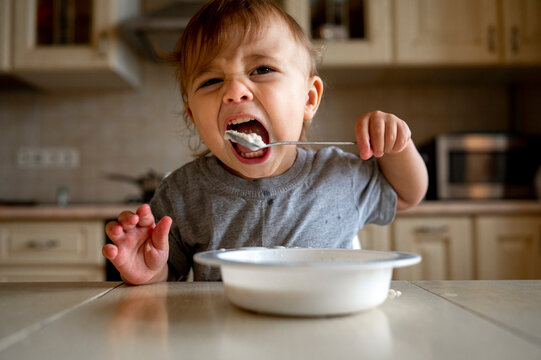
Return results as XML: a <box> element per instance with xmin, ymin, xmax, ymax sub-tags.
<box><xmin>222</xmin><ymin>78</ymin><xmax>253</xmax><ymax>104</ymax></box>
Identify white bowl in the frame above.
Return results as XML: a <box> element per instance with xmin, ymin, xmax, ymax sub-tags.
<box><xmin>194</xmin><ymin>248</ymin><xmax>421</xmax><ymax>316</ymax></box>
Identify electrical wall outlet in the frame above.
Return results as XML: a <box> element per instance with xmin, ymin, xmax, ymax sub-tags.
<box><xmin>17</xmin><ymin>147</ymin><xmax>80</xmax><ymax>169</ymax></box>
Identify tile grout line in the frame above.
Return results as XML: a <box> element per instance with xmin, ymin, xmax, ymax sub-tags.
<box><xmin>0</xmin><ymin>283</ymin><xmax>124</xmax><ymax>353</ymax></box>
<box><xmin>410</xmin><ymin>281</ymin><xmax>541</xmax><ymax>350</ymax></box>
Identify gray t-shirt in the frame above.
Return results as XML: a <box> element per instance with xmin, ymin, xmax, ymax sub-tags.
<box><xmin>150</xmin><ymin>146</ymin><xmax>396</xmax><ymax>281</ymax></box>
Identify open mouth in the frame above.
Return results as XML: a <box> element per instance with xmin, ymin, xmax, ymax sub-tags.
<box><xmin>226</xmin><ymin>118</ymin><xmax>269</xmax><ymax>159</ymax></box>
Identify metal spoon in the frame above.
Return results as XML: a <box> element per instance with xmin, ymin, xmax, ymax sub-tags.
<box><xmin>225</xmin><ymin>130</ymin><xmax>356</xmax><ymax>152</ymax></box>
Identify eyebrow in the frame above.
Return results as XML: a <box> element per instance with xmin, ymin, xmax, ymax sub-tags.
<box><xmin>192</xmin><ymin>53</ymin><xmax>279</xmax><ymax>83</ymax></box>
<box><xmin>245</xmin><ymin>53</ymin><xmax>278</xmax><ymax>63</ymax></box>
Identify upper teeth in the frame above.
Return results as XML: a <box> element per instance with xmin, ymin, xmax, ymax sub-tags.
<box><xmin>229</xmin><ymin>117</ymin><xmax>254</xmax><ymax>125</ymax></box>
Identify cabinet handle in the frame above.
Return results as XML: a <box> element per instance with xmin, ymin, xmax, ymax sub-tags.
<box><xmin>98</xmin><ymin>34</ymin><xmax>108</xmax><ymax>59</ymax></box>
<box><xmin>487</xmin><ymin>25</ymin><xmax>496</xmax><ymax>52</ymax></box>
<box><xmin>414</xmin><ymin>226</ymin><xmax>448</xmax><ymax>234</ymax></box>
<box><xmin>510</xmin><ymin>26</ymin><xmax>519</xmax><ymax>54</ymax></box>
<box><xmin>26</xmin><ymin>239</ymin><xmax>60</xmax><ymax>250</ymax></box>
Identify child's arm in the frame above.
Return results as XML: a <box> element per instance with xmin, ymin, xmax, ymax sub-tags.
<box><xmin>102</xmin><ymin>204</ymin><xmax>172</xmax><ymax>284</ymax></box>
<box><xmin>355</xmin><ymin>111</ymin><xmax>428</xmax><ymax>211</ymax></box>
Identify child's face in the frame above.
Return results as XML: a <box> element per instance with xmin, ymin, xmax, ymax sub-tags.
<box><xmin>185</xmin><ymin>18</ymin><xmax>322</xmax><ymax>179</ymax></box>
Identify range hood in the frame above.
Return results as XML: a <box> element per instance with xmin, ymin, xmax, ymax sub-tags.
<box><xmin>120</xmin><ymin>0</ymin><xmax>206</xmax><ymax>60</ymax></box>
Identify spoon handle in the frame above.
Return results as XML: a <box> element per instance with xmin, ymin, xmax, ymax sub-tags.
<box><xmin>265</xmin><ymin>141</ymin><xmax>357</xmax><ymax>148</ymax></box>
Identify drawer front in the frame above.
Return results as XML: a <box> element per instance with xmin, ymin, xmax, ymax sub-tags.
<box><xmin>0</xmin><ymin>221</ymin><xmax>104</xmax><ymax>265</ymax></box>
<box><xmin>393</xmin><ymin>216</ymin><xmax>474</xmax><ymax>280</ymax></box>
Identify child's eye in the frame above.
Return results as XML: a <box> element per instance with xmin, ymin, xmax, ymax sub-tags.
<box><xmin>199</xmin><ymin>78</ymin><xmax>222</xmax><ymax>88</ymax></box>
<box><xmin>251</xmin><ymin>66</ymin><xmax>275</xmax><ymax>76</ymax></box>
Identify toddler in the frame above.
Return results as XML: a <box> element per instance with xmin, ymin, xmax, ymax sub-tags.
<box><xmin>103</xmin><ymin>0</ymin><xmax>428</xmax><ymax>283</ymax></box>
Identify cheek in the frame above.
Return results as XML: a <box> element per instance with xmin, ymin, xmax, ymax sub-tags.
<box><xmin>193</xmin><ymin>117</ymin><xmax>217</xmax><ymax>140</ymax></box>
<box><xmin>189</xmin><ymin>100</ymin><xmax>216</xmax><ymax>130</ymax></box>
<box><xmin>272</xmin><ymin>88</ymin><xmax>308</xmax><ymax>134</ymax></box>
<box><xmin>267</xmin><ymin>82</ymin><xmax>308</xmax><ymax>115</ymax></box>
<box><xmin>190</xmin><ymin>114</ymin><xmax>213</xmax><ymax>142</ymax></box>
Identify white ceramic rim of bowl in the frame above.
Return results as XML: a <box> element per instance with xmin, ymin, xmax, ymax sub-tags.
<box><xmin>194</xmin><ymin>248</ymin><xmax>421</xmax><ymax>270</ymax></box>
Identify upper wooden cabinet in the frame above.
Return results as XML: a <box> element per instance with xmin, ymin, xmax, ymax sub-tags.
<box><xmin>12</xmin><ymin>0</ymin><xmax>141</xmax><ymax>90</ymax></box>
<box><xmin>394</xmin><ymin>0</ymin><xmax>499</xmax><ymax>64</ymax></box>
<box><xmin>393</xmin><ymin>0</ymin><xmax>541</xmax><ymax>65</ymax></box>
<box><xmin>501</xmin><ymin>0</ymin><xmax>541</xmax><ymax>64</ymax></box>
<box><xmin>282</xmin><ymin>0</ymin><xmax>393</xmax><ymax>66</ymax></box>
<box><xmin>0</xmin><ymin>0</ymin><xmax>11</xmax><ymax>72</ymax></box>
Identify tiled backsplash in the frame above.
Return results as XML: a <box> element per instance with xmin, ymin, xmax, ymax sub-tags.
<box><xmin>1</xmin><ymin>61</ymin><xmax>539</xmax><ymax>204</ymax></box>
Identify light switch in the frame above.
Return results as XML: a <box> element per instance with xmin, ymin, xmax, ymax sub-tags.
<box><xmin>17</xmin><ymin>147</ymin><xmax>80</xmax><ymax>169</ymax></box>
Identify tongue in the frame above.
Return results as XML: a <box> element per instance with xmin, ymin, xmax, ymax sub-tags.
<box><xmin>234</xmin><ymin>121</ymin><xmax>268</xmax><ymax>141</ymax></box>
<box><xmin>233</xmin><ymin>121</ymin><xmax>268</xmax><ymax>153</ymax></box>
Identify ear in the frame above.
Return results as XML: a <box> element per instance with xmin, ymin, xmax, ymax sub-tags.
<box><xmin>304</xmin><ymin>75</ymin><xmax>323</xmax><ymax>122</ymax></box>
<box><xmin>184</xmin><ymin>103</ymin><xmax>195</xmax><ymax>123</ymax></box>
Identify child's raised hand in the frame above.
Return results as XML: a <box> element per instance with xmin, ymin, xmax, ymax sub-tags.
<box><xmin>354</xmin><ymin>111</ymin><xmax>412</xmax><ymax>160</ymax></box>
<box><xmin>102</xmin><ymin>204</ymin><xmax>172</xmax><ymax>284</ymax></box>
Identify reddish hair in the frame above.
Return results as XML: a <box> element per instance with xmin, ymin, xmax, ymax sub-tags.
<box><xmin>169</xmin><ymin>0</ymin><xmax>318</xmax><ymax>102</ymax></box>
<box><xmin>164</xmin><ymin>0</ymin><xmax>320</xmax><ymax>153</ymax></box>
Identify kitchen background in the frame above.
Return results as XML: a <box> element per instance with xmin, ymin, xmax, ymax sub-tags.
<box><xmin>1</xmin><ymin>0</ymin><xmax>540</xmax><ymax>204</ymax></box>
<box><xmin>1</xmin><ymin>0</ymin><xmax>540</xmax><ymax>281</ymax></box>
<box><xmin>2</xmin><ymin>63</ymin><xmax>541</xmax><ymax>204</ymax></box>
<box><xmin>1</xmin><ymin>0</ymin><xmax>541</xmax><ymax>204</ymax></box>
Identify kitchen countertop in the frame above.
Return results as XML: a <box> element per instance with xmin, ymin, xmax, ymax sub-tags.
<box><xmin>1</xmin><ymin>200</ymin><xmax>541</xmax><ymax>220</ymax></box>
<box><xmin>0</xmin><ymin>204</ymin><xmax>140</xmax><ymax>220</ymax></box>
<box><xmin>0</xmin><ymin>280</ymin><xmax>540</xmax><ymax>359</ymax></box>
<box><xmin>400</xmin><ymin>199</ymin><xmax>541</xmax><ymax>215</ymax></box>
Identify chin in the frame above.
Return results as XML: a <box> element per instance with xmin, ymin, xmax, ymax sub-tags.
<box><xmin>219</xmin><ymin>149</ymin><xmax>291</xmax><ymax>179</ymax></box>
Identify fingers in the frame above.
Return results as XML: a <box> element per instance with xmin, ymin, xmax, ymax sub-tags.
<box><xmin>355</xmin><ymin>114</ymin><xmax>373</xmax><ymax>160</ymax></box>
<box><xmin>118</xmin><ymin>204</ymin><xmax>154</xmax><ymax>229</ymax></box>
<box><xmin>393</xmin><ymin>119</ymin><xmax>411</xmax><ymax>153</ymax></box>
<box><xmin>355</xmin><ymin>111</ymin><xmax>411</xmax><ymax>159</ymax></box>
<box><xmin>383</xmin><ymin>120</ymin><xmax>397</xmax><ymax>154</ymax></box>
<box><xmin>136</xmin><ymin>204</ymin><xmax>155</xmax><ymax>227</ymax></box>
<box><xmin>144</xmin><ymin>216</ymin><xmax>172</xmax><ymax>271</ymax></box>
<box><xmin>105</xmin><ymin>220</ymin><xmax>124</xmax><ymax>241</ymax></box>
<box><xmin>117</xmin><ymin>210</ymin><xmax>139</xmax><ymax>231</ymax></box>
<box><xmin>150</xmin><ymin>216</ymin><xmax>172</xmax><ymax>252</ymax></box>
<box><xmin>102</xmin><ymin>243</ymin><xmax>118</xmax><ymax>260</ymax></box>
<box><xmin>103</xmin><ymin>205</ymin><xmax>169</xmax><ymax>283</ymax></box>
<box><xmin>369</xmin><ymin>114</ymin><xmax>385</xmax><ymax>158</ymax></box>
<box><xmin>105</xmin><ymin>204</ymin><xmax>155</xmax><ymax>240</ymax></box>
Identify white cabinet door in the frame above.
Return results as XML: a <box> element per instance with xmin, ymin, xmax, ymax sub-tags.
<box><xmin>393</xmin><ymin>216</ymin><xmax>474</xmax><ymax>280</ymax></box>
<box><xmin>501</xmin><ymin>0</ymin><xmax>541</xmax><ymax>64</ymax></box>
<box><xmin>0</xmin><ymin>220</ymin><xmax>105</xmax><ymax>281</ymax></box>
<box><xmin>0</xmin><ymin>221</ymin><xmax>104</xmax><ymax>264</ymax></box>
<box><xmin>476</xmin><ymin>216</ymin><xmax>541</xmax><ymax>279</ymax></box>
<box><xmin>12</xmin><ymin>0</ymin><xmax>140</xmax><ymax>89</ymax></box>
<box><xmin>393</xmin><ymin>0</ymin><xmax>501</xmax><ymax>64</ymax></box>
<box><xmin>282</xmin><ymin>0</ymin><xmax>392</xmax><ymax>66</ymax></box>
<box><xmin>0</xmin><ymin>0</ymin><xmax>11</xmax><ymax>72</ymax></box>
<box><xmin>357</xmin><ymin>224</ymin><xmax>392</xmax><ymax>251</ymax></box>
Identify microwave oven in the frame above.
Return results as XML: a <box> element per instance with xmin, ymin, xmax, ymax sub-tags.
<box><xmin>422</xmin><ymin>133</ymin><xmax>540</xmax><ymax>200</ymax></box>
